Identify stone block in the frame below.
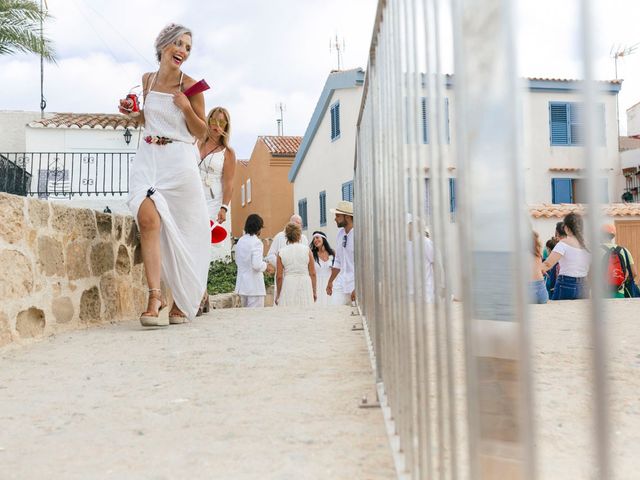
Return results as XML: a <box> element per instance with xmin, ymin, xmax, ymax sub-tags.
<box><xmin>16</xmin><ymin>307</ymin><xmax>45</xmax><ymax>338</ymax></box>
<box><xmin>52</xmin><ymin>297</ymin><xmax>74</xmax><ymax>324</ymax></box>
<box><xmin>133</xmin><ymin>244</ymin><xmax>143</xmax><ymax>265</ymax></box>
<box><xmin>90</xmin><ymin>242</ymin><xmax>115</xmax><ymax>276</ymax></box>
<box><xmin>27</xmin><ymin>198</ymin><xmax>50</xmax><ymax>228</ymax></box>
<box><xmin>37</xmin><ymin>235</ymin><xmax>65</xmax><ymax>276</ymax></box>
<box><xmin>124</xmin><ymin>217</ymin><xmax>138</xmax><ymax>247</ymax></box>
<box><xmin>116</xmin><ymin>245</ymin><xmax>131</xmax><ymax>275</ymax></box>
<box><xmin>0</xmin><ymin>193</ymin><xmax>26</xmax><ymax>245</ymax></box>
<box><xmin>114</xmin><ymin>215</ymin><xmax>123</xmax><ymax>240</ymax></box>
<box><xmin>51</xmin><ymin>204</ymin><xmax>97</xmax><ymax>240</ymax></box>
<box><xmin>80</xmin><ymin>286</ymin><xmax>101</xmax><ymax>323</ymax></box>
<box><xmin>65</xmin><ymin>240</ymin><xmax>91</xmax><ymax>280</ymax></box>
<box><xmin>96</xmin><ymin>212</ymin><xmax>113</xmax><ymax>236</ymax></box>
<box><xmin>211</xmin><ymin>293</ymin><xmax>240</xmax><ymax>309</ymax></box>
<box><xmin>0</xmin><ymin>311</ymin><xmax>11</xmax><ymax>347</ymax></box>
<box><xmin>100</xmin><ymin>272</ymin><xmax>118</xmax><ymax>320</ymax></box>
<box><xmin>0</xmin><ymin>250</ymin><xmax>33</xmax><ymax>299</ymax></box>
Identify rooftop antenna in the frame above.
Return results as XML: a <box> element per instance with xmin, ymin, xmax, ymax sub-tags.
<box><xmin>329</xmin><ymin>34</ymin><xmax>346</xmax><ymax>71</ymax></box>
<box><xmin>275</xmin><ymin>102</ymin><xmax>286</xmax><ymax>136</ymax></box>
<box><xmin>610</xmin><ymin>42</ymin><xmax>639</xmax><ymax>140</ymax></box>
<box><xmin>40</xmin><ymin>0</ymin><xmax>48</xmax><ymax>117</ymax></box>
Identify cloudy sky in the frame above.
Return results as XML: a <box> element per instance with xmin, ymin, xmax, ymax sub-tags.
<box><xmin>1</xmin><ymin>0</ymin><xmax>639</xmax><ymax>158</ymax></box>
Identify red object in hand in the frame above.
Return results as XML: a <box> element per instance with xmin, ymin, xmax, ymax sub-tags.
<box><xmin>210</xmin><ymin>220</ymin><xmax>227</xmax><ymax>244</ymax></box>
<box><xmin>183</xmin><ymin>79</ymin><xmax>210</xmax><ymax>97</ymax></box>
<box><xmin>126</xmin><ymin>93</ymin><xmax>140</xmax><ymax>112</ymax></box>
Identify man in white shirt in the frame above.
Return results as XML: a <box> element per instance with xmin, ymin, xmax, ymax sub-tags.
<box><xmin>266</xmin><ymin>214</ymin><xmax>309</xmax><ymax>299</ymax></box>
<box><xmin>326</xmin><ymin>201</ymin><xmax>355</xmax><ymax>305</ymax></box>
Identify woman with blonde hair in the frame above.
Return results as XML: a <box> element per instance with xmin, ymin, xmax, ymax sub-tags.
<box><xmin>119</xmin><ymin>23</ymin><xmax>209</xmax><ymax>326</ymax></box>
<box><xmin>530</xmin><ymin>231</ymin><xmax>549</xmax><ymax>304</ymax></box>
<box><xmin>276</xmin><ymin>223</ymin><xmax>316</xmax><ymax>306</ymax></box>
<box><xmin>196</xmin><ymin>106</ymin><xmax>237</xmax><ymax>314</ymax></box>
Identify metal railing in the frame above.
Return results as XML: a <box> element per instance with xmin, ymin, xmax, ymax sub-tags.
<box><xmin>356</xmin><ymin>0</ymin><xmax>612</xmax><ymax>479</ymax></box>
<box><xmin>0</xmin><ymin>152</ymin><xmax>135</xmax><ymax>198</ymax></box>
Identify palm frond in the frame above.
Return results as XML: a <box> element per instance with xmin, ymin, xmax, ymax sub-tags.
<box><xmin>0</xmin><ymin>0</ymin><xmax>55</xmax><ymax>61</ymax></box>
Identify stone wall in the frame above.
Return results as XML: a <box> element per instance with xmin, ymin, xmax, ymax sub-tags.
<box><xmin>0</xmin><ymin>193</ymin><xmax>147</xmax><ymax>347</ymax></box>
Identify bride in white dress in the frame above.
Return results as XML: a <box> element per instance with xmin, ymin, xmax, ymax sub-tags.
<box><xmin>310</xmin><ymin>231</ymin><xmax>335</xmax><ymax>306</ymax></box>
<box><xmin>276</xmin><ymin>223</ymin><xmax>317</xmax><ymax>306</ymax></box>
<box><xmin>196</xmin><ymin>107</ymin><xmax>237</xmax><ymax>314</ymax></box>
<box><xmin>120</xmin><ymin>23</ymin><xmax>210</xmax><ymax>326</ymax></box>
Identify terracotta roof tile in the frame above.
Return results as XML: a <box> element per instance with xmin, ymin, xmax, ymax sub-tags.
<box><xmin>527</xmin><ymin>77</ymin><xmax>622</xmax><ymax>85</ymax></box>
<box><xmin>259</xmin><ymin>136</ymin><xmax>302</xmax><ymax>156</ymax></box>
<box><xmin>529</xmin><ymin>203</ymin><xmax>640</xmax><ymax>218</ymax></box>
<box><xmin>28</xmin><ymin>113</ymin><xmax>139</xmax><ymax>130</ymax></box>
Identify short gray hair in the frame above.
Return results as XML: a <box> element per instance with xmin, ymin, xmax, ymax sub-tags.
<box><xmin>154</xmin><ymin>23</ymin><xmax>192</xmax><ymax>62</ymax></box>
<box><xmin>289</xmin><ymin>214</ymin><xmax>302</xmax><ymax>226</ymax></box>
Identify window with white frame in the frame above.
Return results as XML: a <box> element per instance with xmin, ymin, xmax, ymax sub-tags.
<box><xmin>341</xmin><ymin>180</ymin><xmax>354</xmax><ymax>202</ymax></box>
<box><xmin>551</xmin><ymin>177</ymin><xmax>608</xmax><ymax>203</ymax></box>
<box><xmin>241</xmin><ymin>184</ymin><xmax>246</xmax><ymax>206</ymax></box>
<box><xmin>549</xmin><ymin>102</ymin><xmax>606</xmax><ymax>146</ymax></box>
<box><xmin>246</xmin><ymin>178</ymin><xmax>252</xmax><ymax>203</ymax></box>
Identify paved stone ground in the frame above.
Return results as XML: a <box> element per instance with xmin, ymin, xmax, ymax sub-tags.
<box><xmin>0</xmin><ymin>306</ymin><xmax>395</xmax><ymax>480</ymax></box>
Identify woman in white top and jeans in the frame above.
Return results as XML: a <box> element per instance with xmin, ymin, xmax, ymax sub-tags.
<box><xmin>542</xmin><ymin>213</ymin><xmax>591</xmax><ymax>300</ymax></box>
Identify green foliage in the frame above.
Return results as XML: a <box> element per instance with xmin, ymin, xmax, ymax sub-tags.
<box><xmin>0</xmin><ymin>0</ymin><xmax>56</xmax><ymax>61</ymax></box>
<box><xmin>207</xmin><ymin>259</ymin><xmax>274</xmax><ymax>294</ymax></box>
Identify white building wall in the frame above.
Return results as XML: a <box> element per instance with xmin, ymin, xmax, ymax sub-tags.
<box><xmin>627</xmin><ymin>102</ymin><xmax>640</xmax><ymax>137</ymax></box>
<box><xmin>0</xmin><ymin>111</ymin><xmax>43</xmax><ymax>151</ymax></box>
<box><xmin>293</xmin><ymin>87</ymin><xmax>363</xmax><ymax>244</ymax></box>
<box><xmin>523</xmin><ymin>90</ymin><xmax>621</xmax><ymax>204</ymax></box>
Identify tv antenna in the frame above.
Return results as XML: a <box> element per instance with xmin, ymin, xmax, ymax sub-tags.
<box><xmin>610</xmin><ymin>43</ymin><xmax>639</xmax><ymax>79</ymax></box>
<box><xmin>329</xmin><ymin>34</ymin><xmax>346</xmax><ymax>71</ymax></box>
<box><xmin>275</xmin><ymin>102</ymin><xmax>286</xmax><ymax>136</ymax></box>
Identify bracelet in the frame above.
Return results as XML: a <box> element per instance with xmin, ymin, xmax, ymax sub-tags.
<box><xmin>220</xmin><ymin>204</ymin><xmax>229</xmax><ymax>212</ymax></box>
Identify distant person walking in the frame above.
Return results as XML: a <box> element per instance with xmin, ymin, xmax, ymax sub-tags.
<box><xmin>310</xmin><ymin>231</ymin><xmax>335</xmax><ymax>306</ymax></box>
<box><xmin>235</xmin><ymin>214</ymin><xmax>274</xmax><ymax>308</ymax></box>
<box><xmin>326</xmin><ymin>201</ymin><xmax>355</xmax><ymax>305</ymax></box>
<box><xmin>542</xmin><ymin>213</ymin><xmax>590</xmax><ymax>300</ymax></box>
<box><xmin>276</xmin><ymin>223</ymin><xmax>316</xmax><ymax>306</ymax></box>
<box><xmin>267</xmin><ymin>214</ymin><xmax>309</xmax><ymax>300</ymax></box>
<box><xmin>120</xmin><ymin>23</ymin><xmax>209</xmax><ymax>326</ymax></box>
<box><xmin>530</xmin><ymin>231</ymin><xmax>549</xmax><ymax>304</ymax></box>
<box><xmin>601</xmin><ymin>223</ymin><xmax>639</xmax><ymax>298</ymax></box>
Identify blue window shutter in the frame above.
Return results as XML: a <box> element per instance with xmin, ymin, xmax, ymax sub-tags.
<box><xmin>444</xmin><ymin>97</ymin><xmax>450</xmax><ymax>144</ymax></box>
<box><xmin>550</xmin><ymin>103</ymin><xmax>569</xmax><ymax>145</ymax></box>
<box><xmin>335</xmin><ymin>103</ymin><xmax>340</xmax><ymax>137</ymax></box>
<box><xmin>319</xmin><ymin>191</ymin><xmax>326</xmax><ymax>226</ymax></box>
<box><xmin>424</xmin><ymin>178</ymin><xmax>432</xmax><ymax>215</ymax></box>
<box><xmin>299</xmin><ymin>198</ymin><xmax>308</xmax><ymax>228</ymax></box>
<box><xmin>449</xmin><ymin>178</ymin><xmax>456</xmax><ymax>213</ymax></box>
<box><xmin>569</xmin><ymin>103</ymin><xmax>584</xmax><ymax>145</ymax></box>
<box><xmin>551</xmin><ymin>178</ymin><xmax>573</xmax><ymax>203</ymax></box>
<box><xmin>330</xmin><ymin>105</ymin><xmax>336</xmax><ymax>140</ymax></box>
<box><xmin>421</xmin><ymin>97</ymin><xmax>429</xmax><ymax>144</ymax></box>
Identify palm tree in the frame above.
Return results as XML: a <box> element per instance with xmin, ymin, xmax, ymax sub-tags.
<box><xmin>0</xmin><ymin>0</ymin><xmax>55</xmax><ymax>61</ymax></box>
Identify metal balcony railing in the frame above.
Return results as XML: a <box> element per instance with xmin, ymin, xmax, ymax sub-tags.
<box><xmin>0</xmin><ymin>152</ymin><xmax>135</xmax><ymax>198</ymax></box>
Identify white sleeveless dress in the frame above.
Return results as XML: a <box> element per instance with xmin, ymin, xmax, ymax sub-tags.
<box><xmin>198</xmin><ymin>149</ymin><xmax>232</xmax><ymax>260</ymax></box>
<box><xmin>314</xmin><ymin>255</ymin><xmax>333</xmax><ymax>306</ymax></box>
<box><xmin>127</xmin><ymin>82</ymin><xmax>210</xmax><ymax>320</ymax></box>
<box><xmin>278</xmin><ymin>243</ymin><xmax>314</xmax><ymax>307</ymax></box>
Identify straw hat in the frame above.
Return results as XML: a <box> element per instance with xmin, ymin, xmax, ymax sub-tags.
<box><xmin>330</xmin><ymin>200</ymin><xmax>354</xmax><ymax>216</ymax></box>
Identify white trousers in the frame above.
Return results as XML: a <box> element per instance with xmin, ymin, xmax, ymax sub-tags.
<box><xmin>330</xmin><ymin>292</ymin><xmax>351</xmax><ymax>306</ymax></box>
<box><xmin>240</xmin><ymin>295</ymin><xmax>265</xmax><ymax>308</ymax></box>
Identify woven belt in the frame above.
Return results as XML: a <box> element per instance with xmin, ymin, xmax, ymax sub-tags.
<box><xmin>144</xmin><ymin>135</ymin><xmax>173</xmax><ymax>145</ymax></box>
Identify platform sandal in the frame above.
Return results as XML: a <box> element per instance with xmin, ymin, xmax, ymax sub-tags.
<box><xmin>169</xmin><ymin>302</ymin><xmax>188</xmax><ymax>325</ymax></box>
<box><xmin>140</xmin><ymin>288</ymin><xmax>168</xmax><ymax>327</ymax></box>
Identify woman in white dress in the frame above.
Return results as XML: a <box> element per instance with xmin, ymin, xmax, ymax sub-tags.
<box><xmin>309</xmin><ymin>231</ymin><xmax>334</xmax><ymax>306</ymax></box>
<box><xmin>276</xmin><ymin>223</ymin><xmax>317</xmax><ymax>306</ymax></box>
<box><xmin>196</xmin><ymin>107</ymin><xmax>236</xmax><ymax>314</ymax></box>
<box><xmin>119</xmin><ymin>23</ymin><xmax>209</xmax><ymax>326</ymax></box>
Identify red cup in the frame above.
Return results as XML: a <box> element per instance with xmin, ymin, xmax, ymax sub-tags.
<box><xmin>126</xmin><ymin>93</ymin><xmax>139</xmax><ymax>113</ymax></box>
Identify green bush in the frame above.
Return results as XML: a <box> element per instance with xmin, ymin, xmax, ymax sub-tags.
<box><xmin>207</xmin><ymin>259</ymin><xmax>274</xmax><ymax>294</ymax></box>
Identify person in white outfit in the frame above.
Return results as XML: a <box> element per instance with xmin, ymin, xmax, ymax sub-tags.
<box><xmin>235</xmin><ymin>214</ymin><xmax>274</xmax><ymax>307</ymax></box>
<box><xmin>326</xmin><ymin>201</ymin><xmax>355</xmax><ymax>306</ymax></box>
<box><xmin>406</xmin><ymin>218</ymin><xmax>436</xmax><ymax>304</ymax></box>
<box><xmin>266</xmin><ymin>214</ymin><xmax>308</xmax><ymax>300</ymax></box>
<box><xmin>196</xmin><ymin>106</ymin><xmax>236</xmax><ymax>315</ymax></box>
<box><xmin>119</xmin><ymin>23</ymin><xmax>209</xmax><ymax>326</ymax></box>
<box><xmin>310</xmin><ymin>231</ymin><xmax>335</xmax><ymax>306</ymax></box>
<box><xmin>276</xmin><ymin>223</ymin><xmax>316</xmax><ymax>306</ymax></box>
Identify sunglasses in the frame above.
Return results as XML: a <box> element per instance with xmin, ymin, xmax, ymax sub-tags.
<box><xmin>342</xmin><ymin>235</ymin><xmax>348</xmax><ymax>248</ymax></box>
<box><xmin>210</xmin><ymin>118</ymin><xmax>228</xmax><ymax>128</ymax></box>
